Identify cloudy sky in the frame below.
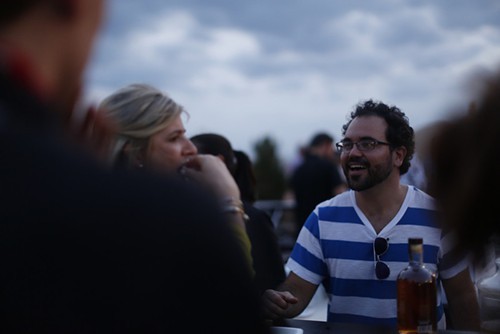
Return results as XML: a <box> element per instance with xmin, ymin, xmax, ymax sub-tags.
<box><xmin>84</xmin><ymin>0</ymin><xmax>500</xmax><ymax>164</ymax></box>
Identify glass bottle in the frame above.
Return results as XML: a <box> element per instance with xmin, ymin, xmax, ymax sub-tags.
<box><xmin>397</xmin><ymin>238</ymin><xmax>437</xmax><ymax>334</ymax></box>
<box><xmin>477</xmin><ymin>238</ymin><xmax>500</xmax><ymax>333</ymax></box>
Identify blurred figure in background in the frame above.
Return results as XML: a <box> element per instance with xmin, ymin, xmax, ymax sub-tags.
<box><xmin>290</xmin><ymin>132</ymin><xmax>347</xmax><ymax>236</ymax></box>
<box><xmin>0</xmin><ymin>1</ymin><xmax>266</xmax><ymax>333</ymax></box>
<box><xmin>400</xmin><ymin>152</ymin><xmax>427</xmax><ymax>191</ymax></box>
<box><xmin>191</xmin><ymin>133</ymin><xmax>287</xmax><ymax>293</ymax></box>
<box><xmin>400</xmin><ymin>121</ymin><xmax>446</xmax><ymax>193</ymax></box>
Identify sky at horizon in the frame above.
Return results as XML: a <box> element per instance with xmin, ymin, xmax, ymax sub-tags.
<box><xmin>85</xmin><ymin>0</ymin><xmax>500</xmax><ymax>165</ymax></box>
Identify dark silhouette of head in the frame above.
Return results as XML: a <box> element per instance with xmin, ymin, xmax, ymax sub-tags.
<box><xmin>190</xmin><ymin>133</ymin><xmax>237</xmax><ymax>176</ymax></box>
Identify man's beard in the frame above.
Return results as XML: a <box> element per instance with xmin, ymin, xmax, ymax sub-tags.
<box><xmin>343</xmin><ymin>155</ymin><xmax>393</xmax><ymax>191</ymax></box>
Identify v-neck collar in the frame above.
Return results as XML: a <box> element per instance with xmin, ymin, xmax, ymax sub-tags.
<box><xmin>350</xmin><ymin>186</ymin><xmax>414</xmax><ymax>237</ymax></box>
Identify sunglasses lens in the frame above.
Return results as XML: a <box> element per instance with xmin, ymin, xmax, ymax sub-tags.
<box><xmin>374</xmin><ymin>238</ymin><xmax>390</xmax><ymax>279</ymax></box>
<box><xmin>374</xmin><ymin>237</ymin><xmax>388</xmax><ymax>255</ymax></box>
<box><xmin>376</xmin><ymin>261</ymin><xmax>390</xmax><ymax>279</ymax></box>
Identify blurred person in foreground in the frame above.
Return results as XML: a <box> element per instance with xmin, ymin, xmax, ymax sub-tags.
<box><xmin>0</xmin><ymin>1</ymin><xmax>266</xmax><ymax>333</ymax></box>
<box><xmin>290</xmin><ymin>132</ymin><xmax>347</xmax><ymax>236</ymax></box>
<box><xmin>190</xmin><ymin>133</ymin><xmax>287</xmax><ymax>293</ymax></box>
<box><xmin>428</xmin><ymin>70</ymin><xmax>500</xmax><ymax>266</ymax></box>
<box><xmin>262</xmin><ymin>99</ymin><xmax>480</xmax><ymax>331</ymax></box>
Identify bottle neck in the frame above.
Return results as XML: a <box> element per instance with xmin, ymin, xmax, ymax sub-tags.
<box><xmin>409</xmin><ymin>243</ymin><xmax>424</xmax><ymax>265</ymax></box>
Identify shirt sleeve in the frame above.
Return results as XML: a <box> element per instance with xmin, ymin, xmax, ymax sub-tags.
<box><xmin>286</xmin><ymin>212</ymin><xmax>327</xmax><ymax>285</ymax></box>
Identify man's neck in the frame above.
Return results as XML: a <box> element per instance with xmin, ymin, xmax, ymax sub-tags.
<box><xmin>355</xmin><ymin>177</ymin><xmax>408</xmax><ymax>234</ymax></box>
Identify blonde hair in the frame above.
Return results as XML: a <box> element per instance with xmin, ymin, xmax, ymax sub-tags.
<box><xmin>99</xmin><ymin>83</ymin><xmax>187</xmax><ymax>167</ymax></box>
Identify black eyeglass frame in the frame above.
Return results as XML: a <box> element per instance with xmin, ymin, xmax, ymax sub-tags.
<box><xmin>373</xmin><ymin>237</ymin><xmax>390</xmax><ymax>279</ymax></box>
<box><xmin>335</xmin><ymin>139</ymin><xmax>391</xmax><ymax>153</ymax></box>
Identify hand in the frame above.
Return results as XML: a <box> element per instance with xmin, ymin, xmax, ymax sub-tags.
<box><xmin>182</xmin><ymin>154</ymin><xmax>240</xmax><ymax>199</ymax></box>
<box><xmin>182</xmin><ymin>155</ymin><xmax>247</xmax><ymax>231</ymax></box>
<box><xmin>261</xmin><ymin>289</ymin><xmax>299</xmax><ymax>320</ymax></box>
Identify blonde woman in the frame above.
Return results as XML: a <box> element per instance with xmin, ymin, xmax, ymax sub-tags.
<box><xmin>99</xmin><ymin>84</ymin><xmax>253</xmax><ymax>272</ymax></box>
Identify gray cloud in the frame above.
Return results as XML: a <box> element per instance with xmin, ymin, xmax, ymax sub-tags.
<box><xmin>86</xmin><ymin>0</ymin><xmax>500</xmax><ymax>161</ymax></box>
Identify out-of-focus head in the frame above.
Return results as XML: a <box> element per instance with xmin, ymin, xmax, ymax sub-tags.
<box><xmin>309</xmin><ymin>132</ymin><xmax>333</xmax><ymax>148</ymax></box>
<box><xmin>190</xmin><ymin>133</ymin><xmax>237</xmax><ymax>176</ymax></box>
<box><xmin>308</xmin><ymin>132</ymin><xmax>335</xmax><ymax>160</ymax></box>
<box><xmin>341</xmin><ymin>99</ymin><xmax>415</xmax><ymax>175</ymax></box>
<box><xmin>0</xmin><ymin>0</ymin><xmax>105</xmax><ymax>117</ymax></box>
<box><xmin>429</xmin><ymin>71</ymin><xmax>500</xmax><ymax>261</ymax></box>
<box><xmin>99</xmin><ymin>84</ymin><xmax>197</xmax><ymax>173</ymax></box>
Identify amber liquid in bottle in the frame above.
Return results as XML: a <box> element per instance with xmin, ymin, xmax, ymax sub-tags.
<box><xmin>397</xmin><ymin>238</ymin><xmax>437</xmax><ymax>334</ymax></box>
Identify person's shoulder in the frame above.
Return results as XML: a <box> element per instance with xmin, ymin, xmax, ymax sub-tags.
<box><xmin>302</xmin><ymin>154</ymin><xmax>331</xmax><ymax>167</ymax></box>
<box><xmin>319</xmin><ymin>189</ymin><xmax>351</xmax><ymax>206</ymax></box>
<box><xmin>244</xmin><ymin>203</ymin><xmax>269</xmax><ymax>218</ymax></box>
<box><xmin>311</xmin><ymin>189</ymin><xmax>352</xmax><ymax>216</ymax></box>
<box><xmin>292</xmin><ymin>153</ymin><xmax>321</xmax><ymax>169</ymax></box>
<box><xmin>244</xmin><ymin>202</ymin><xmax>274</xmax><ymax>227</ymax></box>
<box><xmin>407</xmin><ymin>185</ymin><xmax>436</xmax><ymax>210</ymax></box>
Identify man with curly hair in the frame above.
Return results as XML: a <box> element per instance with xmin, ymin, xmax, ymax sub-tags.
<box><xmin>262</xmin><ymin>99</ymin><xmax>479</xmax><ymax>331</ymax></box>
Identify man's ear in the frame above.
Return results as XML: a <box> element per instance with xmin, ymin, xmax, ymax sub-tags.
<box><xmin>394</xmin><ymin>146</ymin><xmax>407</xmax><ymax>168</ymax></box>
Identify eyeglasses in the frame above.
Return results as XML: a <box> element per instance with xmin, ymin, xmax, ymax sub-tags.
<box><xmin>374</xmin><ymin>237</ymin><xmax>390</xmax><ymax>279</ymax></box>
<box><xmin>335</xmin><ymin>139</ymin><xmax>391</xmax><ymax>153</ymax></box>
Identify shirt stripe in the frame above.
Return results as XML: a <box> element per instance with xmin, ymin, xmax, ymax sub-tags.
<box><xmin>287</xmin><ymin>187</ymin><xmax>465</xmax><ymax>329</ymax></box>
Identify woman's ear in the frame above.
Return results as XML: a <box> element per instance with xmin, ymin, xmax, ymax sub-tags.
<box><xmin>122</xmin><ymin>142</ymin><xmax>145</xmax><ymax>169</ymax></box>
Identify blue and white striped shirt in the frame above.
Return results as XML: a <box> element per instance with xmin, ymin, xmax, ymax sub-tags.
<box><xmin>287</xmin><ymin>186</ymin><xmax>467</xmax><ymax>328</ymax></box>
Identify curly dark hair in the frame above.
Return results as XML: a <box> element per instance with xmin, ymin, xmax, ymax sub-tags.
<box><xmin>341</xmin><ymin>99</ymin><xmax>415</xmax><ymax>175</ymax></box>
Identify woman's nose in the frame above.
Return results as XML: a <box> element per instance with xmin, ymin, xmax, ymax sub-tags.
<box><xmin>184</xmin><ymin>139</ymin><xmax>198</xmax><ymax>155</ymax></box>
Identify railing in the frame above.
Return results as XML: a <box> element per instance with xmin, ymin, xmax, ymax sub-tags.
<box><xmin>254</xmin><ymin>199</ymin><xmax>298</xmax><ymax>260</ymax></box>
<box><xmin>254</xmin><ymin>198</ymin><xmax>296</xmax><ymax>229</ymax></box>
